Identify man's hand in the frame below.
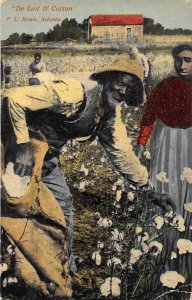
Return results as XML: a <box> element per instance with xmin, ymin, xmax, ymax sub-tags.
<box><xmin>148</xmin><ymin>190</ymin><xmax>176</xmax><ymax>212</ymax></box>
<box><xmin>135</xmin><ymin>144</ymin><xmax>145</xmax><ymax>159</ymax></box>
<box><xmin>14</xmin><ymin>142</ymin><xmax>34</xmax><ymax>177</ymax></box>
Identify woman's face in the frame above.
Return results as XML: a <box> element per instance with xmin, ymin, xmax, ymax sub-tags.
<box><xmin>174</xmin><ymin>50</ymin><xmax>192</xmax><ymax>79</ymax></box>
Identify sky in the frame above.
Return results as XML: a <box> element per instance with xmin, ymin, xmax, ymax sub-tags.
<box><xmin>1</xmin><ymin>0</ymin><xmax>192</xmax><ymax>40</ymax></box>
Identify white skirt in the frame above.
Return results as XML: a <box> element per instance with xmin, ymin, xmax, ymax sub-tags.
<box><xmin>150</xmin><ymin>119</ymin><xmax>192</xmax><ymax>217</ymax></box>
<box><xmin>150</xmin><ymin>120</ymin><xmax>192</xmax><ymax>286</ymax></box>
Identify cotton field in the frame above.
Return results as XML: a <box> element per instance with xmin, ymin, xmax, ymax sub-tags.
<box><xmin>2</xmin><ymin>49</ymin><xmax>175</xmax><ymax>89</ymax></box>
<box><xmin>1</xmin><ymin>49</ymin><xmax>191</xmax><ymax>300</ymax></box>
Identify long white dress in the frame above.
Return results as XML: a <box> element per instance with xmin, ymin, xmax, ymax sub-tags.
<box><xmin>150</xmin><ymin>119</ymin><xmax>192</xmax><ymax>296</ymax></box>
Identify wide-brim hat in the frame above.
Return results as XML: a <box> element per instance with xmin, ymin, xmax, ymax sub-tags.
<box><xmin>90</xmin><ymin>53</ymin><xmax>144</xmax><ymax>82</ymax></box>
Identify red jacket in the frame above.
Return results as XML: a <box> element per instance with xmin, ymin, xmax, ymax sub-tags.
<box><xmin>138</xmin><ymin>76</ymin><xmax>192</xmax><ymax>145</ymax></box>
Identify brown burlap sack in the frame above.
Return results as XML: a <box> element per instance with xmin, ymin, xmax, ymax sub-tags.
<box><xmin>1</xmin><ymin>139</ymin><xmax>72</xmax><ymax>299</ymax></box>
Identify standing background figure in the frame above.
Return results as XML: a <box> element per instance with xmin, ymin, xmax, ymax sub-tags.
<box><xmin>29</xmin><ymin>52</ymin><xmax>46</xmax><ymax>85</ymax></box>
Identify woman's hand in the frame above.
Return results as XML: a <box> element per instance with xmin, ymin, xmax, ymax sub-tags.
<box><xmin>148</xmin><ymin>190</ymin><xmax>176</xmax><ymax>212</ymax></box>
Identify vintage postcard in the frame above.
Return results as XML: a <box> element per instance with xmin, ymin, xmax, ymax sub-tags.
<box><xmin>1</xmin><ymin>0</ymin><xmax>192</xmax><ymax>299</ymax></box>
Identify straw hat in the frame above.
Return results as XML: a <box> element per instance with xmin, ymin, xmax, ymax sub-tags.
<box><xmin>90</xmin><ymin>53</ymin><xmax>144</xmax><ymax>82</ymax></box>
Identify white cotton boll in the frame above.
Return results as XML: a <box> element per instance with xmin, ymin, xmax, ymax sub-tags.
<box><xmin>2</xmin><ymin>162</ymin><xmax>31</xmax><ymax>198</ymax></box>
<box><xmin>72</xmin><ymin>140</ymin><xmax>77</xmax><ymax>147</ymax></box>
<box><xmin>61</xmin><ymin>145</ymin><xmax>68</xmax><ymax>153</ymax></box>
<box><xmin>129</xmin><ymin>249</ymin><xmax>142</xmax><ymax>266</ymax></box>
<box><xmin>141</xmin><ymin>232</ymin><xmax>149</xmax><ymax>243</ymax></box>
<box><xmin>181</xmin><ymin>167</ymin><xmax>192</xmax><ymax>184</ymax></box>
<box><xmin>100</xmin><ymin>157</ymin><xmax>105</xmax><ymax>163</ymax></box>
<box><xmin>177</xmin><ymin>239</ymin><xmax>192</xmax><ymax>254</ymax></box>
<box><xmin>116</xmin><ymin>190</ymin><xmax>122</xmax><ymax>202</ymax></box>
<box><xmin>79</xmin><ymin>181</ymin><xmax>86</xmax><ymax>191</ymax></box>
<box><xmin>80</xmin><ymin>163</ymin><xmax>85</xmax><ymax>171</ymax></box>
<box><xmin>165</xmin><ymin>210</ymin><xmax>175</xmax><ymax>219</ymax></box>
<box><xmin>113</xmin><ymin>241</ymin><xmax>122</xmax><ymax>253</ymax></box>
<box><xmin>90</xmin><ymin>139</ymin><xmax>98</xmax><ymax>146</ymax></box>
<box><xmin>92</xmin><ymin>251</ymin><xmax>101</xmax><ymax>265</ymax></box>
<box><xmin>7</xmin><ymin>245</ymin><xmax>14</xmax><ymax>255</ymax></box>
<box><xmin>143</xmin><ymin>150</ymin><xmax>151</xmax><ymax>160</ymax></box>
<box><xmin>156</xmin><ymin>171</ymin><xmax>169</xmax><ymax>183</ymax></box>
<box><xmin>154</xmin><ymin>216</ymin><xmax>164</xmax><ymax>229</ymax></box>
<box><xmin>110</xmin><ymin>228</ymin><xmax>124</xmax><ymax>241</ymax></box>
<box><xmin>127</xmin><ymin>191</ymin><xmax>135</xmax><ymax>201</ymax></box>
<box><xmin>0</xmin><ymin>263</ymin><xmax>8</xmax><ymax>276</ymax></box>
<box><xmin>97</xmin><ymin>217</ymin><xmax>112</xmax><ymax>228</ymax></box>
<box><xmin>129</xmin><ymin>184</ymin><xmax>137</xmax><ymax>190</ymax></box>
<box><xmin>94</xmin><ymin>212</ymin><xmax>101</xmax><ymax>220</ymax></box>
<box><xmin>184</xmin><ymin>202</ymin><xmax>192</xmax><ymax>213</ymax></box>
<box><xmin>138</xmin><ymin>231</ymin><xmax>149</xmax><ymax>244</ymax></box>
<box><xmin>171</xmin><ymin>215</ymin><xmax>185</xmax><ymax>232</ymax></box>
<box><xmin>116</xmin><ymin>178</ymin><xmax>124</xmax><ymax>186</ymax></box>
<box><xmin>2</xmin><ymin>277</ymin><xmax>8</xmax><ymax>287</ymax></box>
<box><xmin>97</xmin><ymin>241</ymin><xmax>104</xmax><ymax>249</ymax></box>
<box><xmin>141</xmin><ymin>243</ymin><xmax>149</xmax><ymax>254</ymax></box>
<box><xmin>137</xmin><ymin>235</ymin><xmax>142</xmax><ymax>243</ymax></box>
<box><xmin>149</xmin><ymin>241</ymin><xmax>163</xmax><ymax>256</ymax></box>
<box><xmin>171</xmin><ymin>251</ymin><xmax>177</xmax><ymax>260</ymax></box>
<box><xmin>128</xmin><ymin>204</ymin><xmax>135</xmax><ymax>212</ymax></box>
<box><xmin>107</xmin><ymin>257</ymin><xmax>121</xmax><ymax>267</ymax></box>
<box><xmin>80</xmin><ymin>163</ymin><xmax>89</xmax><ymax>176</ymax></box>
<box><xmin>100</xmin><ymin>277</ymin><xmax>121</xmax><ymax>297</ymax></box>
<box><xmin>113</xmin><ymin>201</ymin><xmax>121</xmax><ymax>208</ymax></box>
<box><xmin>8</xmin><ymin>277</ymin><xmax>18</xmax><ymax>284</ymax></box>
<box><xmin>160</xmin><ymin>271</ymin><xmax>185</xmax><ymax>289</ymax></box>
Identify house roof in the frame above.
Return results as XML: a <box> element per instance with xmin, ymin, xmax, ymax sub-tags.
<box><xmin>90</xmin><ymin>15</ymin><xmax>143</xmax><ymax>26</ymax></box>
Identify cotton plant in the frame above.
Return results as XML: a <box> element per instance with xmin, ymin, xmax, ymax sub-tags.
<box><xmin>90</xmin><ymin>180</ymin><xmax>192</xmax><ymax>299</ymax></box>
<box><xmin>170</xmin><ymin>215</ymin><xmax>185</xmax><ymax>232</ymax></box>
<box><xmin>92</xmin><ymin>251</ymin><xmax>102</xmax><ymax>266</ymax></box>
<box><xmin>153</xmin><ymin>215</ymin><xmax>165</xmax><ymax>229</ymax></box>
<box><xmin>177</xmin><ymin>239</ymin><xmax>192</xmax><ymax>254</ymax></box>
<box><xmin>0</xmin><ymin>263</ymin><xmax>8</xmax><ymax>276</ymax></box>
<box><xmin>0</xmin><ymin>237</ymin><xmax>21</xmax><ymax>297</ymax></box>
<box><xmin>100</xmin><ymin>277</ymin><xmax>121</xmax><ymax>297</ymax></box>
<box><xmin>156</xmin><ymin>171</ymin><xmax>169</xmax><ymax>183</ymax></box>
<box><xmin>97</xmin><ymin>217</ymin><xmax>113</xmax><ymax>228</ymax></box>
<box><xmin>107</xmin><ymin>257</ymin><xmax>121</xmax><ymax>268</ymax></box>
<box><xmin>184</xmin><ymin>202</ymin><xmax>192</xmax><ymax>213</ymax></box>
<box><xmin>180</xmin><ymin>167</ymin><xmax>192</xmax><ymax>184</ymax></box>
<box><xmin>143</xmin><ymin>150</ymin><xmax>151</xmax><ymax>160</ymax></box>
<box><xmin>2</xmin><ymin>277</ymin><xmax>18</xmax><ymax>288</ymax></box>
<box><xmin>160</xmin><ymin>271</ymin><xmax>185</xmax><ymax>289</ymax></box>
<box><xmin>170</xmin><ymin>251</ymin><xmax>177</xmax><ymax>260</ymax></box>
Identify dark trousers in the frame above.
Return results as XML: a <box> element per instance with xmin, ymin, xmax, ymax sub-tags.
<box><xmin>42</xmin><ymin>155</ymin><xmax>77</xmax><ymax>273</ymax></box>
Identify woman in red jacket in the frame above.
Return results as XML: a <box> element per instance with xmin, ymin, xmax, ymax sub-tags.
<box><xmin>136</xmin><ymin>43</ymin><xmax>192</xmax><ymax>292</ymax></box>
